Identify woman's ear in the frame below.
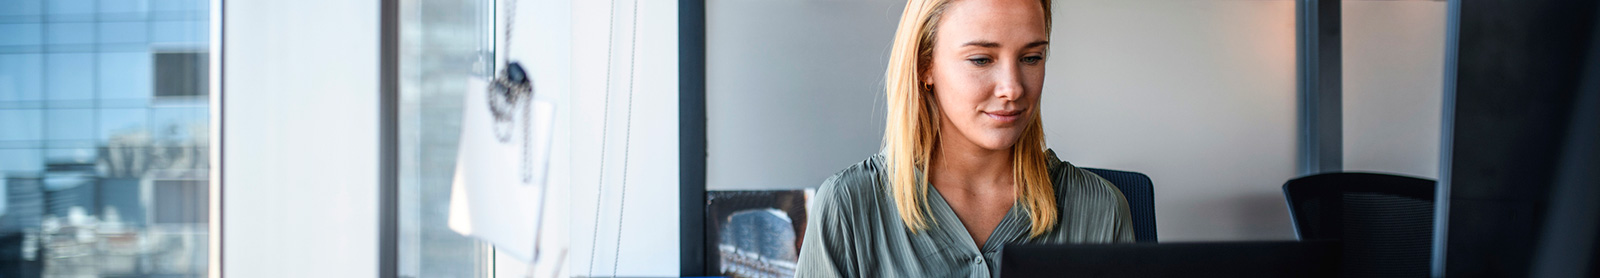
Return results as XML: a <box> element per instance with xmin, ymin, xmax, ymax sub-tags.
<box><xmin>920</xmin><ymin>71</ymin><xmax>934</xmax><ymax>89</ymax></box>
<box><xmin>919</xmin><ymin>61</ymin><xmax>934</xmax><ymax>87</ymax></box>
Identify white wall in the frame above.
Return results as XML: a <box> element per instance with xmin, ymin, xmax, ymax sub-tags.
<box><xmin>1342</xmin><ymin>1</ymin><xmax>1447</xmax><ymax>179</ymax></box>
<box><xmin>568</xmin><ymin>0</ymin><xmax>680</xmax><ymax>276</ymax></box>
<box><xmin>221</xmin><ymin>0</ymin><xmax>380</xmax><ymax>276</ymax></box>
<box><xmin>1043</xmin><ymin>0</ymin><xmax>1299</xmax><ymax>241</ymax></box>
<box><xmin>705</xmin><ymin>0</ymin><xmax>901</xmax><ymax>191</ymax></box>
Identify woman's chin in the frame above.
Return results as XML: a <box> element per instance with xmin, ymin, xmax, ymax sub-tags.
<box><xmin>971</xmin><ymin>135</ymin><xmax>1022</xmax><ymax>152</ymax></box>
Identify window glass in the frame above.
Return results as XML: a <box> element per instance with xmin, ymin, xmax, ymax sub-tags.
<box><xmin>0</xmin><ymin>0</ymin><xmax>211</xmax><ymax>276</ymax></box>
<box><xmin>0</xmin><ymin>54</ymin><xmax>43</xmax><ymax>103</ymax></box>
<box><xmin>397</xmin><ymin>0</ymin><xmax>497</xmax><ymax>276</ymax></box>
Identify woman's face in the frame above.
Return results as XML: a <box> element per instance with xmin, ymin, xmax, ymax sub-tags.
<box><xmin>924</xmin><ymin>0</ymin><xmax>1049</xmax><ymax>152</ymax></box>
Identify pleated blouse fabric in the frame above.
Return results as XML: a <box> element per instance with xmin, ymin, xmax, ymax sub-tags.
<box><xmin>795</xmin><ymin>149</ymin><xmax>1135</xmax><ymax>278</ymax></box>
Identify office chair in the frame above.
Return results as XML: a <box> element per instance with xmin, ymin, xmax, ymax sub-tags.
<box><xmin>1283</xmin><ymin>172</ymin><xmax>1436</xmax><ymax>277</ymax></box>
<box><xmin>1083</xmin><ymin>168</ymin><xmax>1157</xmax><ymax>243</ymax></box>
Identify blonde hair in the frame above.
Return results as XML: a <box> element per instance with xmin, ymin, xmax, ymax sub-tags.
<box><xmin>883</xmin><ymin>0</ymin><xmax>1056</xmax><ymax>237</ymax></box>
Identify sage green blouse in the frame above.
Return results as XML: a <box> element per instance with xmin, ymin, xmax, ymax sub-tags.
<box><xmin>795</xmin><ymin>150</ymin><xmax>1134</xmax><ymax>278</ymax></box>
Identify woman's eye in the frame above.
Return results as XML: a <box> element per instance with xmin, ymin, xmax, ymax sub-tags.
<box><xmin>1022</xmin><ymin>56</ymin><xmax>1044</xmax><ymax>64</ymax></box>
<box><xmin>968</xmin><ymin>58</ymin><xmax>993</xmax><ymax>66</ymax></box>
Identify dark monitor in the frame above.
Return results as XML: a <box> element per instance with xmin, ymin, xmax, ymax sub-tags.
<box><xmin>1000</xmin><ymin>241</ymin><xmax>1341</xmax><ymax>278</ymax></box>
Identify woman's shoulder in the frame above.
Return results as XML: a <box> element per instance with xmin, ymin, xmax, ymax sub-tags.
<box><xmin>813</xmin><ymin>154</ymin><xmax>890</xmax><ymax>211</ymax></box>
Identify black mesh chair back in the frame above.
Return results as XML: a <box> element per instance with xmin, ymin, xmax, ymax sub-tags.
<box><xmin>1283</xmin><ymin>172</ymin><xmax>1436</xmax><ymax>277</ymax></box>
<box><xmin>1083</xmin><ymin>168</ymin><xmax>1157</xmax><ymax>243</ymax></box>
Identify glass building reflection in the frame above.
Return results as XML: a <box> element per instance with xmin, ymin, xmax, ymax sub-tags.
<box><xmin>0</xmin><ymin>0</ymin><xmax>211</xmax><ymax>277</ymax></box>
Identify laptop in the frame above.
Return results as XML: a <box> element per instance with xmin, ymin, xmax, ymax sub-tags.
<box><xmin>1000</xmin><ymin>240</ymin><xmax>1341</xmax><ymax>278</ymax></box>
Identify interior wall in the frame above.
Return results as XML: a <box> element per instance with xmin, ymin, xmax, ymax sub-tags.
<box><xmin>1042</xmin><ymin>0</ymin><xmax>1299</xmax><ymax>241</ymax></box>
<box><xmin>1341</xmin><ymin>1</ymin><xmax>1447</xmax><ymax>180</ymax></box>
<box><xmin>222</xmin><ymin>0</ymin><xmax>380</xmax><ymax>276</ymax></box>
<box><xmin>568</xmin><ymin>0</ymin><xmax>680</xmax><ymax>276</ymax></box>
<box><xmin>704</xmin><ymin>0</ymin><xmax>901</xmax><ymax>191</ymax></box>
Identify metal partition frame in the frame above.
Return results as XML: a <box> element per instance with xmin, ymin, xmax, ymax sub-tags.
<box><xmin>678</xmin><ymin>0</ymin><xmax>708</xmax><ymax>275</ymax></box>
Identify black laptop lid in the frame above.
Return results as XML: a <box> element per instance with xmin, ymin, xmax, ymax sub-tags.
<box><xmin>1000</xmin><ymin>241</ymin><xmax>1341</xmax><ymax>278</ymax></box>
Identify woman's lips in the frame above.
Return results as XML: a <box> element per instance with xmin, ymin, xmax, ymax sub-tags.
<box><xmin>984</xmin><ymin>109</ymin><xmax>1022</xmax><ymax>123</ymax></box>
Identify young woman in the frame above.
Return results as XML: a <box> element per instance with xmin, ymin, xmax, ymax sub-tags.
<box><xmin>795</xmin><ymin>0</ymin><xmax>1134</xmax><ymax>277</ymax></box>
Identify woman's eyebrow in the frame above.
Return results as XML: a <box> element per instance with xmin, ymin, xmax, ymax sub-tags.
<box><xmin>960</xmin><ymin>40</ymin><xmax>1051</xmax><ymax>48</ymax></box>
<box><xmin>962</xmin><ymin>40</ymin><xmax>1002</xmax><ymax>48</ymax></box>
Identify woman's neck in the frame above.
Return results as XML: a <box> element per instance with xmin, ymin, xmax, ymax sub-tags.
<box><xmin>928</xmin><ymin>134</ymin><xmax>1014</xmax><ymax>193</ymax></box>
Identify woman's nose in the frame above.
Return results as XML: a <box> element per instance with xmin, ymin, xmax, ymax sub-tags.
<box><xmin>994</xmin><ymin>63</ymin><xmax>1023</xmax><ymax>101</ymax></box>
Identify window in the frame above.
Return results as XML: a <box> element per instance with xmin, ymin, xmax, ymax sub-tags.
<box><xmin>0</xmin><ymin>0</ymin><xmax>212</xmax><ymax>277</ymax></box>
<box><xmin>397</xmin><ymin>0</ymin><xmax>498</xmax><ymax>276</ymax></box>
<box><xmin>153</xmin><ymin>51</ymin><xmax>208</xmax><ymax>98</ymax></box>
<box><xmin>152</xmin><ymin>180</ymin><xmax>207</xmax><ymax>224</ymax></box>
